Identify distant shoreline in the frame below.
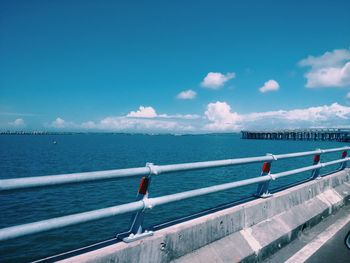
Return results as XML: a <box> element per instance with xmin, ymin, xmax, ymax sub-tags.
<box><xmin>0</xmin><ymin>131</ymin><xmax>240</xmax><ymax>136</ymax></box>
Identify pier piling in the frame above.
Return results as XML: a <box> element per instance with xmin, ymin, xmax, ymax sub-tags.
<box><xmin>241</xmin><ymin>129</ymin><xmax>350</xmax><ymax>142</ymax></box>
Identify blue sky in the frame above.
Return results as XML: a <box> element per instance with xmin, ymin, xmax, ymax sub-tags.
<box><xmin>1</xmin><ymin>0</ymin><xmax>350</xmax><ymax>132</ymax></box>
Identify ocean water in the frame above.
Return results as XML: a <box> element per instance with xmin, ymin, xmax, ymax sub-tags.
<box><xmin>0</xmin><ymin>133</ymin><xmax>347</xmax><ymax>262</ymax></box>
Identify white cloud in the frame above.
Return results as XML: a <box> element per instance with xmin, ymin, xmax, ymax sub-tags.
<box><xmin>63</xmin><ymin>106</ymin><xmax>201</xmax><ymax>132</ymax></box>
<box><xmin>242</xmin><ymin>102</ymin><xmax>350</xmax><ymax>129</ymax></box>
<box><xmin>299</xmin><ymin>48</ymin><xmax>350</xmax><ymax>88</ymax></box>
<box><xmin>157</xmin><ymin>114</ymin><xmax>201</xmax><ymax>120</ymax></box>
<box><xmin>204</xmin><ymin>101</ymin><xmax>242</xmax><ymax>131</ymax></box>
<box><xmin>284</xmin><ymin>103</ymin><xmax>350</xmax><ymax>121</ymax></box>
<box><xmin>299</xmin><ymin>49</ymin><xmax>350</xmax><ymax>68</ymax></box>
<box><xmin>201</xmin><ymin>72</ymin><xmax>235</xmax><ymax>89</ymax></box>
<box><xmin>9</xmin><ymin>118</ymin><xmax>25</xmax><ymax>127</ymax></box>
<box><xmin>51</xmin><ymin>117</ymin><xmax>66</xmax><ymax>128</ymax></box>
<box><xmin>126</xmin><ymin>105</ymin><xmax>200</xmax><ymax>120</ymax></box>
<box><xmin>81</xmin><ymin>121</ymin><xmax>97</xmax><ymax>129</ymax></box>
<box><xmin>99</xmin><ymin>117</ymin><xmax>195</xmax><ymax>132</ymax></box>
<box><xmin>259</xmin><ymin>79</ymin><xmax>280</xmax><ymax>93</ymax></box>
<box><xmin>303</xmin><ymin>63</ymin><xmax>350</xmax><ymax>88</ymax></box>
<box><xmin>203</xmin><ymin>102</ymin><xmax>350</xmax><ymax>131</ymax></box>
<box><xmin>127</xmin><ymin>106</ymin><xmax>157</xmax><ymax>118</ymax></box>
<box><xmin>47</xmin><ymin>116</ymin><xmax>196</xmax><ymax>132</ymax></box>
<box><xmin>176</xmin><ymin>89</ymin><xmax>197</xmax><ymax>100</ymax></box>
<box><xmin>45</xmin><ymin>103</ymin><xmax>350</xmax><ymax>133</ymax></box>
<box><xmin>108</xmin><ymin>105</ymin><xmax>201</xmax><ymax>132</ymax></box>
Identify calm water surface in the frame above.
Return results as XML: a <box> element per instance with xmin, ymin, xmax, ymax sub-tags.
<box><xmin>0</xmin><ymin>134</ymin><xmax>347</xmax><ymax>262</ymax></box>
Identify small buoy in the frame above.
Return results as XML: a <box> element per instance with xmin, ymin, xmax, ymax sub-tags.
<box><xmin>53</xmin><ymin>140</ymin><xmax>57</xmax><ymax>144</ymax></box>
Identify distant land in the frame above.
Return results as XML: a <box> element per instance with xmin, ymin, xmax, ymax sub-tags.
<box><xmin>0</xmin><ymin>130</ymin><xmax>240</xmax><ymax>136</ymax></box>
<box><xmin>0</xmin><ymin>131</ymin><xmax>81</xmax><ymax>135</ymax></box>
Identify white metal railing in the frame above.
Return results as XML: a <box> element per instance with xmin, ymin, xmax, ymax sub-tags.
<box><xmin>0</xmin><ymin>146</ymin><xmax>349</xmax><ymax>243</ymax></box>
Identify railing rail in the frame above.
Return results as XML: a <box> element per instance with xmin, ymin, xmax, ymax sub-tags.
<box><xmin>1</xmin><ymin>146</ymin><xmax>348</xmax><ymax>192</ymax></box>
<box><xmin>0</xmin><ymin>146</ymin><xmax>349</xmax><ymax>243</ymax></box>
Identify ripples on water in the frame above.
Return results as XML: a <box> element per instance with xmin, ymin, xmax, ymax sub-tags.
<box><xmin>0</xmin><ymin>133</ymin><xmax>346</xmax><ymax>262</ymax></box>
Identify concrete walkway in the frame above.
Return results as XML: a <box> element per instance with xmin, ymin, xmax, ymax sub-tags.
<box><xmin>264</xmin><ymin>205</ymin><xmax>350</xmax><ymax>263</ymax></box>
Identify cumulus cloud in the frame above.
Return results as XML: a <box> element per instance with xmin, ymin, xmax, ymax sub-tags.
<box><xmin>247</xmin><ymin>103</ymin><xmax>350</xmax><ymax>121</ymax></box>
<box><xmin>299</xmin><ymin>48</ymin><xmax>350</xmax><ymax>88</ymax></box>
<box><xmin>127</xmin><ymin>106</ymin><xmax>157</xmax><ymax>118</ymax></box>
<box><xmin>53</xmin><ymin>106</ymin><xmax>201</xmax><ymax>133</ymax></box>
<box><xmin>242</xmin><ymin>102</ymin><xmax>350</xmax><ymax>129</ymax></box>
<box><xmin>176</xmin><ymin>89</ymin><xmax>197</xmax><ymax>100</ymax></box>
<box><xmin>81</xmin><ymin>121</ymin><xmax>97</xmax><ymax>129</ymax></box>
<box><xmin>9</xmin><ymin>118</ymin><xmax>25</xmax><ymax>127</ymax></box>
<box><xmin>99</xmin><ymin>116</ymin><xmax>195</xmax><ymax>132</ymax></box>
<box><xmin>259</xmin><ymin>79</ymin><xmax>280</xmax><ymax>93</ymax></box>
<box><xmin>48</xmin><ymin>116</ymin><xmax>195</xmax><ymax>132</ymax></box>
<box><xmin>157</xmin><ymin>114</ymin><xmax>201</xmax><ymax>120</ymax></box>
<box><xmin>126</xmin><ymin>105</ymin><xmax>200</xmax><ymax>120</ymax></box>
<box><xmin>204</xmin><ymin>101</ymin><xmax>242</xmax><ymax>131</ymax></box>
<box><xmin>201</xmin><ymin>72</ymin><xmax>235</xmax><ymax>89</ymax></box>
<box><xmin>202</xmin><ymin>102</ymin><xmax>350</xmax><ymax>131</ymax></box>
<box><xmin>51</xmin><ymin>117</ymin><xmax>67</xmax><ymax>128</ymax></box>
<box><xmin>46</xmin><ymin>103</ymin><xmax>350</xmax><ymax>133</ymax></box>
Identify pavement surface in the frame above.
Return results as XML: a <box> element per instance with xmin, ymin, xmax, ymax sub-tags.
<box><xmin>264</xmin><ymin>205</ymin><xmax>350</xmax><ymax>263</ymax></box>
<box><xmin>305</xmin><ymin>221</ymin><xmax>350</xmax><ymax>263</ymax></box>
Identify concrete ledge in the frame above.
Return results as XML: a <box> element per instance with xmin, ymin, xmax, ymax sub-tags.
<box><xmin>59</xmin><ymin>169</ymin><xmax>350</xmax><ymax>263</ymax></box>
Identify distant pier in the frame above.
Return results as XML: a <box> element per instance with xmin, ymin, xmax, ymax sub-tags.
<box><xmin>241</xmin><ymin>129</ymin><xmax>350</xmax><ymax>142</ymax></box>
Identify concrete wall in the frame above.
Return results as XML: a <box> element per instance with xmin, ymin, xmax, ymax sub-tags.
<box><xmin>60</xmin><ymin>169</ymin><xmax>350</xmax><ymax>263</ymax></box>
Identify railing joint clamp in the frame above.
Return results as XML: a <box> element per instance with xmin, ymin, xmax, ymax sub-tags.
<box><xmin>143</xmin><ymin>198</ymin><xmax>153</xmax><ymax>210</ymax></box>
<box><xmin>318</xmin><ymin>149</ymin><xmax>325</xmax><ymax>154</ymax></box>
<box><xmin>269</xmin><ymin>173</ymin><xmax>276</xmax><ymax>180</ymax></box>
<box><xmin>146</xmin><ymin>162</ymin><xmax>158</xmax><ymax>175</ymax></box>
<box><xmin>267</xmin><ymin>153</ymin><xmax>277</xmax><ymax>161</ymax></box>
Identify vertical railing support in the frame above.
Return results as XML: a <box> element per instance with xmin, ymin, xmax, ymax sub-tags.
<box><xmin>311</xmin><ymin>150</ymin><xmax>321</xmax><ymax>179</ymax></box>
<box><xmin>340</xmin><ymin>150</ymin><xmax>347</xmax><ymax>170</ymax></box>
<box><xmin>117</xmin><ymin>162</ymin><xmax>157</xmax><ymax>243</ymax></box>
<box><xmin>255</xmin><ymin>154</ymin><xmax>276</xmax><ymax>198</ymax></box>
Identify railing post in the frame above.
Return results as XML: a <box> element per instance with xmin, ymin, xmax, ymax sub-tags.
<box><xmin>340</xmin><ymin>150</ymin><xmax>347</xmax><ymax>170</ymax></box>
<box><xmin>255</xmin><ymin>154</ymin><xmax>276</xmax><ymax>198</ymax></box>
<box><xmin>117</xmin><ymin>162</ymin><xmax>156</xmax><ymax>243</ymax></box>
<box><xmin>311</xmin><ymin>149</ymin><xmax>321</xmax><ymax>179</ymax></box>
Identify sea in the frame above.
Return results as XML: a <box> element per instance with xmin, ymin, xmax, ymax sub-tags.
<box><xmin>0</xmin><ymin>133</ymin><xmax>347</xmax><ymax>262</ymax></box>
